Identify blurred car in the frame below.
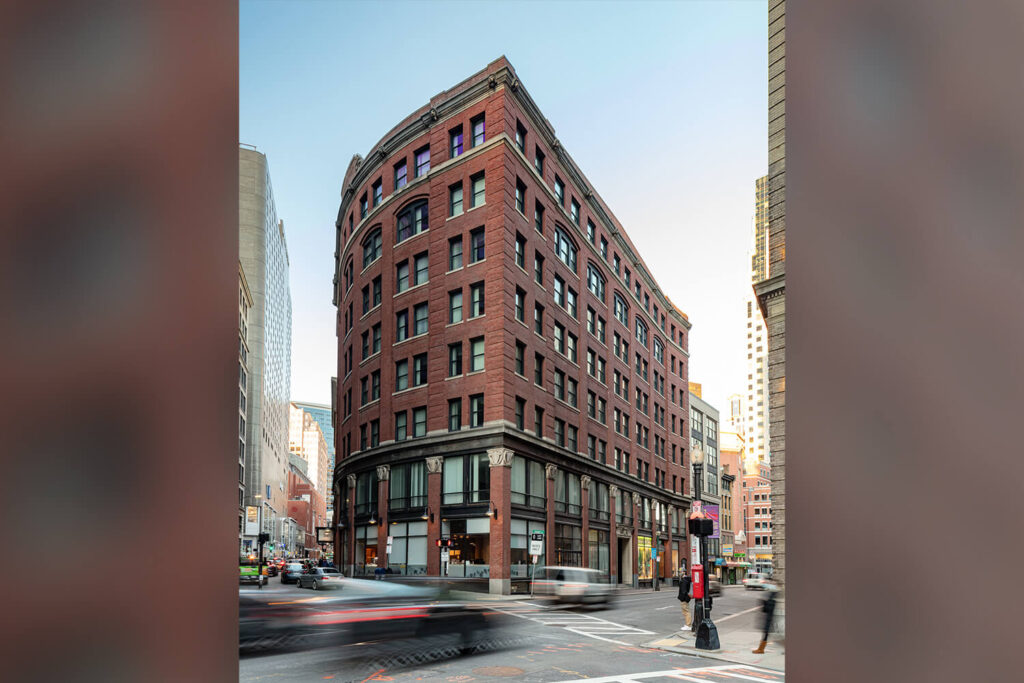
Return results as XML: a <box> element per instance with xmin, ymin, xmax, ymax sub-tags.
<box><xmin>708</xmin><ymin>578</ymin><xmax>722</xmax><ymax>596</ymax></box>
<box><xmin>531</xmin><ymin>566</ymin><xmax>614</xmax><ymax>605</ymax></box>
<box><xmin>281</xmin><ymin>563</ymin><xmax>304</xmax><ymax>584</ymax></box>
<box><xmin>239</xmin><ymin>563</ymin><xmax>264</xmax><ymax>586</ymax></box>
<box><xmin>296</xmin><ymin>567</ymin><xmax>343</xmax><ymax>590</ymax></box>
<box><xmin>264</xmin><ymin>563</ymin><xmax>279</xmax><ymax>577</ymax></box>
<box><xmin>743</xmin><ymin>572</ymin><xmax>768</xmax><ymax>590</ymax></box>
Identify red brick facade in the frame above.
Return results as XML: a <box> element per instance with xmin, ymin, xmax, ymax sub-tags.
<box><xmin>332</xmin><ymin>58</ymin><xmax>694</xmax><ymax>594</ymax></box>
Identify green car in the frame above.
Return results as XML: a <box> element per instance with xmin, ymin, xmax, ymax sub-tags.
<box><xmin>239</xmin><ymin>564</ymin><xmax>264</xmax><ymax>585</ymax></box>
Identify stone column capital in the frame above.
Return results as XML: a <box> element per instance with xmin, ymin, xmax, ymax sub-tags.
<box><xmin>376</xmin><ymin>465</ymin><xmax>390</xmax><ymax>481</ymax></box>
<box><xmin>346</xmin><ymin>473</ymin><xmax>356</xmax><ymax>489</ymax></box>
<box><xmin>425</xmin><ymin>456</ymin><xmax>444</xmax><ymax>474</ymax></box>
<box><xmin>608</xmin><ymin>484</ymin><xmax>619</xmax><ymax>496</ymax></box>
<box><xmin>632</xmin><ymin>492</ymin><xmax>641</xmax><ymax>507</ymax></box>
<box><xmin>545</xmin><ymin>463</ymin><xmax>558</xmax><ymax>480</ymax></box>
<box><xmin>580</xmin><ymin>475</ymin><xmax>592</xmax><ymax>488</ymax></box>
<box><xmin>487</xmin><ymin>447</ymin><xmax>514</xmax><ymax>467</ymax></box>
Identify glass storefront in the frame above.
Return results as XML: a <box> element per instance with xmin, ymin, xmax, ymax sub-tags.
<box><xmin>510</xmin><ymin>518</ymin><xmax>533</xmax><ymax>579</ymax></box>
<box><xmin>443</xmin><ymin>517</ymin><xmax>490</xmax><ymax>578</ymax></box>
<box><xmin>354</xmin><ymin>524</ymin><xmax>378</xmax><ymax>576</ymax></box>
<box><xmin>555</xmin><ymin>523</ymin><xmax>582</xmax><ymax>566</ymax></box>
<box><xmin>588</xmin><ymin>529</ymin><xmax>610</xmax><ymax>574</ymax></box>
<box><xmin>386</xmin><ymin>521</ymin><xmax>428</xmax><ymax>575</ymax></box>
<box><xmin>637</xmin><ymin>535</ymin><xmax>653</xmax><ymax>581</ymax></box>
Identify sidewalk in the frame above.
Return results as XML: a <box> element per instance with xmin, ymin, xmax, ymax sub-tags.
<box><xmin>645</xmin><ymin>627</ymin><xmax>785</xmax><ymax>672</ymax></box>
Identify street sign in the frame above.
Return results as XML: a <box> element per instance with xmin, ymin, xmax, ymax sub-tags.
<box><xmin>529</xmin><ymin>539</ymin><xmax>543</xmax><ymax>555</ymax></box>
<box><xmin>651</xmin><ymin>547</ymin><xmax>658</xmax><ymax>559</ymax></box>
<box><xmin>690</xmin><ymin>535</ymin><xmax>700</xmax><ymax>565</ymax></box>
<box><xmin>441</xmin><ymin>549</ymin><xmax>450</xmax><ymax>563</ymax></box>
<box><xmin>691</xmin><ymin>501</ymin><xmax>703</xmax><ymax>516</ymax></box>
<box><xmin>532</xmin><ymin>555</ymin><xmax>538</xmax><ymax>564</ymax></box>
<box><xmin>386</xmin><ymin>535</ymin><xmax>393</xmax><ymax>554</ymax></box>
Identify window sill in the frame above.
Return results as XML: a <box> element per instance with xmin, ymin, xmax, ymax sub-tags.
<box><xmin>446</xmin><ymin>212</ymin><xmax>463</xmax><ymax>221</ymax></box>
<box><xmin>359</xmin><ymin>398</ymin><xmax>380</xmax><ymax>412</ymax></box>
<box><xmin>468</xmin><ymin>257</ymin><xmax>487</xmax><ymax>268</ymax></box>
<box><xmin>359</xmin><ymin>305</ymin><xmax>381</xmax><ymax>322</ymax></box>
<box><xmin>359</xmin><ymin>351</ymin><xmax>381</xmax><ymax>367</ymax></box>
<box><xmin>445</xmin><ymin>266</ymin><xmax>464</xmax><ymax>275</ymax></box>
<box><xmin>392</xmin><ymin>386</ymin><xmax>426</xmax><ymax>398</ymax></box>
<box><xmin>466</xmin><ymin>202</ymin><xmax>486</xmax><ymax>214</ymax></box>
<box><xmin>394</xmin><ymin>281</ymin><xmax>429</xmax><ymax>300</ymax></box>
<box><xmin>395</xmin><ymin>229</ymin><xmax>429</xmax><ymax>249</ymax></box>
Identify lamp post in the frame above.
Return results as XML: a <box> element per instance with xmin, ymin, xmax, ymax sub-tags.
<box><xmin>691</xmin><ymin>446</ymin><xmax>719</xmax><ymax>650</ymax></box>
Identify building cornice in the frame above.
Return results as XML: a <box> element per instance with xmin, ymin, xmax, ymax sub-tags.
<box><xmin>753</xmin><ymin>273</ymin><xmax>785</xmax><ymax>320</ymax></box>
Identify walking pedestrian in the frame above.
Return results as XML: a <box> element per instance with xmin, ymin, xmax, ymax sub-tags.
<box><xmin>752</xmin><ymin>585</ymin><xmax>777</xmax><ymax>654</ymax></box>
<box><xmin>677</xmin><ymin>571</ymin><xmax>693</xmax><ymax>632</ymax></box>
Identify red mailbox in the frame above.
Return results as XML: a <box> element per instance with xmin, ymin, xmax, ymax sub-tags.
<box><xmin>692</xmin><ymin>563</ymin><xmax>704</xmax><ymax>599</ymax></box>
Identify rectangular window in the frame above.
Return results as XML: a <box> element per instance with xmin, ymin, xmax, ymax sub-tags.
<box><xmin>413</xmin><ymin>302</ymin><xmax>428</xmax><ymax>336</ymax></box>
<box><xmin>395</xmin><ymin>411</ymin><xmax>407</xmax><ymax>441</ymax></box>
<box><xmin>361</xmin><ymin>285</ymin><xmax>370</xmax><ymax>314</ymax></box>
<box><xmin>515</xmin><ymin>120</ymin><xmax>527</xmax><ymax>153</ymax></box>
<box><xmin>412</xmin><ymin>406</ymin><xmax>427</xmax><ymax>437</ymax></box>
<box><xmin>554</xmin><ymin>176</ymin><xmax>564</xmax><ymax>206</ymax></box>
<box><xmin>395</xmin><ymin>359</ymin><xmax>409</xmax><ymax>391</ymax></box>
<box><xmin>515</xmin><ymin>178</ymin><xmax>526</xmax><ymax>214</ymax></box>
<box><xmin>449</xmin><ymin>125</ymin><xmax>463</xmax><ymax>158</ymax></box>
<box><xmin>470</xmin><ymin>173</ymin><xmax>485</xmax><ymax>207</ymax></box>
<box><xmin>515</xmin><ymin>341</ymin><xmax>526</xmax><ymax>375</ymax></box>
<box><xmin>554</xmin><ymin>369</ymin><xmax>565</xmax><ymax>401</ymax></box>
<box><xmin>554</xmin><ymin>418</ymin><xmax>565</xmax><ymax>447</ymax></box>
<box><xmin>534</xmin><ymin>252</ymin><xmax>544</xmax><ymax>284</ymax></box>
<box><xmin>449</xmin><ymin>183</ymin><xmax>463</xmax><ymax>216</ymax></box>
<box><xmin>600</xmin><ymin>237</ymin><xmax>608</xmax><ymax>259</ymax></box>
<box><xmin>534</xmin><ymin>303</ymin><xmax>544</xmax><ymax>335</ymax></box>
<box><xmin>449</xmin><ymin>236</ymin><xmax>463</xmax><ymax>270</ymax></box>
<box><xmin>448</xmin><ymin>342</ymin><xmax>462</xmax><ymax>376</ymax></box>
<box><xmin>553</xmin><ymin>275</ymin><xmax>564</xmax><ymax>307</ymax></box>
<box><xmin>567</xmin><ymin>425</ymin><xmax>578</xmax><ymax>452</ymax></box>
<box><xmin>394</xmin><ymin>160</ymin><xmax>407</xmax><ymax>190</ymax></box>
<box><xmin>586</xmin><ymin>220</ymin><xmax>595</xmax><ymax>244</ymax></box>
<box><xmin>469</xmin><ymin>281</ymin><xmax>485</xmax><ymax>317</ymax></box>
<box><xmin>534</xmin><ymin>353</ymin><xmax>544</xmax><ymax>386</ymax></box>
<box><xmin>360</xmin><ymin>194</ymin><xmax>367</xmax><ymax>219</ymax></box>
<box><xmin>370</xmin><ymin>419</ymin><xmax>379</xmax><ymax>447</ymax></box>
<box><xmin>535</xmin><ymin>147</ymin><xmax>545</xmax><ymax>176</ymax></box>
<box><xmin>570</xmin><ymin>198</ymin><xmax>580</xmax><ymax>224</ymax></box>
<box><xmin>413</xmin><ymin>353</ymin><xmax>428</xmax><ymax>386</ymax></box>
<box><xmin>396</xmin><ymin>309</ymin><xmax>408</xmax><ymax>341</ymax></box>
<box><xmin>370</xmin><ymin>180</ymin><xmax>382</xmax><ymax>209</ymax></box>
<box><xmin>372</xmin><ymin>276</ymin><xmax>382</xmax><ymax>307</ymax></box>
<box><xmin>515</xmin><ymin>396</ymin><xmax>526</xmax><ymax>429</ymax></box>
<box><xmin>470</xmin><ymin>114</ymin><xmax>485</xmax><ymax>147</ymax></box>
<box><xmin>414</xmin><ymin>146</ymin><xmax>430</xmax><ymax>177</ymax></box>
<box><xmin>534</xmin><ymin>406</ymin><xmax>544</xmax><ymax>437</ymax></box>
<box><xmin>554</xmin><ymin>323</ymin><xmax>565</xmax><ymax>354</ymax></box>
<box><xmin>413</xmin><ymin>252</ymin><xmax>429</xmax><ymax>286</ymax></box>
<box><xmin>515</xmin><ymin>287</ymin><xmax>526</xmax><ymax>322</ymax></box>
<box><xmin>449</xmin><ymin>289</ymin><xmax>463</xmax><ymax>324</ymax></box>
<box><xmin>534</xmin><ymin>201</ymin><xmax>544</xmax><ymax>234</ymax></box>
<box><xmin>470</xmin><ymin>227</ymin><xmax>485</xmax><ymax>263</ymax></box>
<box><xmin>448</xmin><ymin>398</ymin><xmax>461</xmax><ymax>431</ymax></box>
<box><xmin>515</xmin><ymin>232</ymin><xmax>527</xmax><ymax>268</ymax></box>
<box><xmin>469</xmin><ymin>394</ymin><xmax>484</xmax><ymax>427</ymax></box>
<box><xmin>470</xmin><ymin>337</ymin><xmax>485</xmax><ymax>372</ymax></box>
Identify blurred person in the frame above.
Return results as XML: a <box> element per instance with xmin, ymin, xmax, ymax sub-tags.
<box><xmin>752</xmin><ymin>585</ymin><xmax>778</xmax><ymax>654</ymax></box>
<box><xmin>677</xmin><ymin>570</ymin><xmax>693</xmax><ymax>632</ymax></box>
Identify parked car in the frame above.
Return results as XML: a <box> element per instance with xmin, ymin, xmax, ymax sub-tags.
<box><xmin>531</xmin><ymin>566</ymin><xmax>614</xmax><ymax>606</ymax></box>
<box><xmin>297</xmin><ymin>567</ymin><xmax>343</xmax><ymax>590</ymax></box>
<box><xmin>280</xmin><ymin>563</ymin><xmax>305</xmax><ymax>584</ymax></box>
<box><xmin>708</xmin><ymin>578</ymin><xmax>722</xmax><ymax>596</ymax></box>
<box><xmin>743</xmin><ymin>572</ymin><xmax>768</xmax><ymax>590</ymax></box>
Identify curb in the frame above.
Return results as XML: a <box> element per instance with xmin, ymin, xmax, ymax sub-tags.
<box><xmin>644</xmin><ymin>638</ymin><xmax>785</xmax><ymax>672</ymax></box>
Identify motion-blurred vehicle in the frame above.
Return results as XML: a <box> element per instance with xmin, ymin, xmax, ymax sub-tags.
<box><xmin>743</xmin><ymin>572</ymin><xmax>768</xmax><ymax>590</ymax></box>
<box><xmin>264</xmin><ymin>563</ymin><xmax>279</xmax><ymax>577</ymax></box>
<box><xmin>708</xmin><ymin>578</ymin><xmax>722</xmax><ymax>596</ymax></box>
<box><xmin>531</xmin><ymin>566</ymin><xmax>615</xmax><ymax>605</ymax></box>
<box><xmin>296</xmin><ymin>567</ymin><xmax>342</xmax><ymax>590</ymax></box>
<box><xmin>239</xmin><ymin>578</ymin><xmax>525</xmax><ymax>672</ymax></box>
<box><xmin>280</xmin><ymin>563</ymin><xmax>304</xmax><ymax>584</ymax></box>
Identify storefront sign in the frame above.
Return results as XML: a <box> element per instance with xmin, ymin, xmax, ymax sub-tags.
<box><xmin>705</xmin><ymin>504</ymin><xmax>720</xmax><ymax>539</ymax></box>
<box><xmin>722</xmin><ymin>543</ymin><xmax>733</xmax><ymax>557</ymax></box>
<box><xmin>529</xmin><ymin>539</ymin><xmax>543</xmax><ymax>555</ymax></box>
<box><xmin>245</xmin><ymin>506</ymin><xmax>260</xmax><ymax>536</ymax></box>
<box><xmin>690</xmin><ymin>535</ymin><xmax>700</xmax><ymax>565</ymax></box>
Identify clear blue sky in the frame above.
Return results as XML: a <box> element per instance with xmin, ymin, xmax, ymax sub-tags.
<box><xmin>241</xmin><ymin>0</ymin><xmax>767</xmax><ymax>415</ymax></box>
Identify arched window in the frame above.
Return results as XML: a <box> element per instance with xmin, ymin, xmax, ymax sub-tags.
<box><xmin>613</xmin><ymin>292</ymin><xmax>628</xmax><ymax>326</ymax></box>
<box><xmin>635</xmin><ymin>316</ymin><xmax>648</xmax><ymax>347</ymax></box>
<box><xmin>396</xmin><ymin>199</ymin><xmax>429</xmax><ymax>244</ymax></box>
<box><xmin>586</xmin><ymin>262</ymin><xmax>605</xmax><ymax>301</ymax></box>
<box><xmin>553</xmin><ymin>226</ymin><xmax>577</xmax><ymax>273</ymax></box>
<box><xmin>362</xmin><ymin>228</ymin><xmax>382</xmax><ymax>268</ymax></box>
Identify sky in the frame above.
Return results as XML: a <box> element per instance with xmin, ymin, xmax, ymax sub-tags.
<box><xmin>240</xmin><ymin>0</ymin><xmax>767</xmax><ymax>415</ymax></box>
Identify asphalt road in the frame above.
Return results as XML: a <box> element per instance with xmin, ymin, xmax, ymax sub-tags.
<box><xmin>239</xmin><ymin>582</ymin><xmax>779</xmax><ymax>683</ymax></box>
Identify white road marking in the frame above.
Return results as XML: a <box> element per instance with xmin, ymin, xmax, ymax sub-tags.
<box><xmin>489</xmin><ymin>603</ymin><xmax>655</xmax><ymax>645</ymax></box>
<box><xmin>714</xmin><ymin>605</ymin><xmax>761</xmax><ymax>623</ymax></box>
<box><xmin>552</xmin><ymin>664</ymin><xmax>783</xmax><ymax>682</ymax></box>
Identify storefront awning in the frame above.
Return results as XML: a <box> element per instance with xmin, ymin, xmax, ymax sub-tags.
<box><xmin>726</xmin><ymin>561</ymin><xmax>751</xmax><ymax>568</ymax></box>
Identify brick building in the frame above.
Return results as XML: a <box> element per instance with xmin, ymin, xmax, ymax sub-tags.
<box><xmin>331</xmin><ymin>57</ymin><xmax>694</xmax><ymax>595</ymax></box>
<box><xmin>287</xmin><ymin>456</ymin><xmax>326</xmax><ymax>558</ymax></box>
<box><xmin>743</xmin><ymin>459</ymin><xmax>773</xmax><ymax>576</ymax></box>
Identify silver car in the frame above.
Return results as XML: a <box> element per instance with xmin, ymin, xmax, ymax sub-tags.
<box><xmin>296</xmin><ymin>567</ymin><xmax>343</xmax><ymax>590</ymax></box>
<box><xmin>531</xmin><ymin>566</ymin><xmax>614</xmax><ymax>605</ymax></box>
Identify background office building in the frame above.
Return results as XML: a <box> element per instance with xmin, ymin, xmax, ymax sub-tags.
<box><xmin>687</xmin><ymin>386</ymin><xmax>723</xmax><ymax>563</ymax></box>
<box><xmin>239</xmin><ymin>262</ymin><xmax>253</xmax><ymax>552</ymax></box>
<box><xmin>292</xmin><ymin>400</ymin><xmax>336</xmax><ymax>521</ymax></box>
<box><xmin>240</xmin><ymin>144</ymin><xmax>293</xmax><ymax>554</ymax></box>
<box><xmin>288</xmin><ymin>403</ymin><xmax>330</xmax><ymax>503</ymax></box>
<box><xmin>332</xmin><ymin>58</ymin><xmax>695</xmax><ymax>594</ymax></box>
<box><xmin>744</xmin><ymin>175</ymin><xmax>770</xmax><ymax>465</ymax></box>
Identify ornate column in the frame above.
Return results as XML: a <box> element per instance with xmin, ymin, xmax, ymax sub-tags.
<box><xmin>487</xmin><ymin>447</ymin><xmax>513</xmax><ymax>595</ymax></box>
<box><xmin>346</xmin><ymin>474</ymin><xmax>356</xmax><ymax>573</ymax></box>
<box><xmin>580</xmin><ymin>475</ymin><xmax>591</xmax><ymax>568</ymax></box>
<box><xmin>666</xmin><ymin>504</ymin><xmax>675</xmax><ymax>583</ymax></box>
<box><xmin>632</xmin><ymin>492</ymin><xmax>641</xmax><ymax>587</ymax></box>
<box><xmin>608</xmin><ymin>484</ymin><xmax>619</xmax><ymax>585</ymax></box>
<box><xmin>376</xmin><ymin>465</ymin><xmax>390</xmax><ymax>568</ymax></box>
<box><xmin>425</xmin><ymin>456</ymin><xmax>443</xmax><ymax>576</ymax></box>
<box><xmin>545</xmin><ymin>463</ymin><xmax>557</xmax><ymax>561</ymax></box>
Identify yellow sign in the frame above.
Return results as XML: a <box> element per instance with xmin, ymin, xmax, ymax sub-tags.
<box><xmin>722</xmin><ymin>544</ymin><xmax>733</xmax><ymax>557</ymax></box>
<box><xmin>637</xmin><ymin>536</ymin><xmax>652</xmax><ymax>580</ymax></box>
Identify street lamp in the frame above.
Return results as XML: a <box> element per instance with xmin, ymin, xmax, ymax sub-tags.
<box><xmin>690</xmin><ymin>446</ymin><xmax>720</xmax><ymax>650</ymax></box>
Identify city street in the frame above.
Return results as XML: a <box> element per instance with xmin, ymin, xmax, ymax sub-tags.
<box><xmin>240</xmin><ymin>583</ymin><xmax>780</xmax><ymax>682</ymax></box>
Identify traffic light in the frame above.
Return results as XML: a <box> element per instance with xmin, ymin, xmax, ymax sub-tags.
<box><xmin>436</xmin><ymin>538</ymin><xmax>450</xmax><ymax>548</ymax></box>
<box><xmin>258</xmin><ymin>532</ymin><xmax>270</xmax><ymax>544</ymax></box>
